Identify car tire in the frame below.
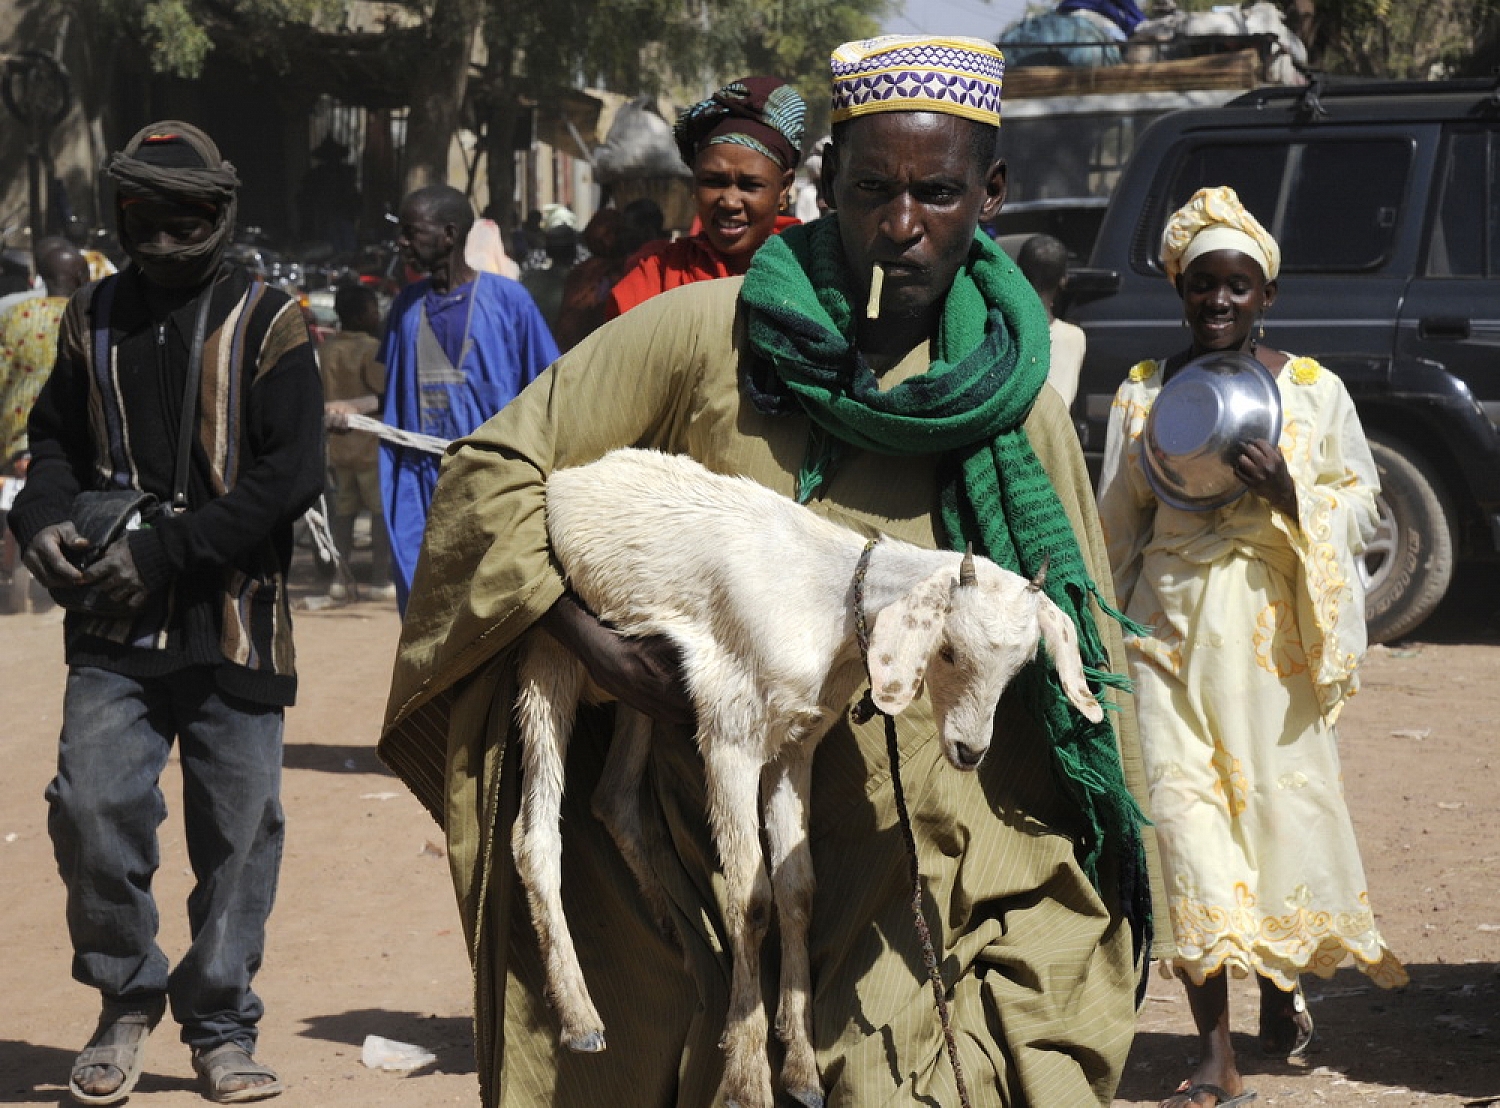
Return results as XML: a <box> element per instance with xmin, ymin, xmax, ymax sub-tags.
<box><xmin>1360</xmin><ymin>434</ymin><xmax>1455</xmax><ymax>644</ymax></box>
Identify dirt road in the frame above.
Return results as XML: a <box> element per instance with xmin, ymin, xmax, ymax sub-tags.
<box><xmin>2</xmin><ymin>568</ymin><xmax>1496</xmax><ymax>1107</ymax></box>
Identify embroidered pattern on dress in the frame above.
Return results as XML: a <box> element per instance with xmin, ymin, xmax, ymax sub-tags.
<box><xmin>1254</xmin><ymin>599</ymin><xmax>1307</xmax><ymax>677</ymax></box>
<box><xmin>1280</xmin><ymin>419</ymin><xmax>1306</xmax><ymax>467</ymax></box>
<box><xmin>1128</xmin><ymin>609</ymin><xmax>1184</xmax><ymax>676</ymax></box>
<box><xmin>1210</xmin><ymin>737</ymin><xmax>1250</xmax><ymax>816</ymax></box>
<box><xmin>1165</xmin><ymin>880</ymin><xmax>1410</xmax><ymax>990</ymax></box>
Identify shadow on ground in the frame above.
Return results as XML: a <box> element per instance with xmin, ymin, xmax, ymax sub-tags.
<box><xmin>1118</xmin><ymin>962</ymin><xmax>1500</xmax><ymax>1104</ymax></box>
<box><xmin>298</xmin><ymin>1009</ymin><xmax>474</xmax><ymax>1076</ymax></box>
<box><xmin>281</xmin><ymin>742</ymin><xmax>390</xmax><ymax>774</ymax></box>
<box><xmin>1397</xmin><ymin>563</ymin><xmax>1500</xmax><ymax>646</ymax></box>
<box><xmin>0</xmin><ymin>1039</ymin><xmax>197</xmax><ymax>1104</ymax></box>
<box><xmin>0</xmin><ymin>1039</ymin><xmax>71</xmax><ymax>1105</ymax></box>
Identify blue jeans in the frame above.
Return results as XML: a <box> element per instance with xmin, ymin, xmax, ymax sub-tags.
<box><xmin>45</xmin><ymin>665</ymin><xmax>285</xmax><ymax>1052</ymax></box>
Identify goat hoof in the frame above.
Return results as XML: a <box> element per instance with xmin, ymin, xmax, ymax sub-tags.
<box><xmin>563</xmin><ymin>1030</ymin><xmax>606</xmax><ymax>1053</ymax></box>
<box><xmin>785</xmin><ymin>1087</ymin><xmax>825</xmax><ymax>1108</ymax></box>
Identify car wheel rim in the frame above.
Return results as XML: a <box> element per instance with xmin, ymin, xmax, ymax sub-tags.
<box><xmin>1359</xmin><ymin>491</ymin><xmax>1398</xmax><ymax>595</ymax></box>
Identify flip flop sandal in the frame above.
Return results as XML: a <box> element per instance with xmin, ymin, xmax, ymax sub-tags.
<box><xmin>192</xmin><ymin>1043</ymin><xmax>284</xmax><ymax>1104</ymax></box>
<box><xmin>68</xmin><ymin>998</ymin><xmax>166</xmax><ymax>1106</ymax></box>
<box><xmin>1167</xmin><ymin>1081</ymin><xmax>1259</xmax><ymax>1107</ymax></box>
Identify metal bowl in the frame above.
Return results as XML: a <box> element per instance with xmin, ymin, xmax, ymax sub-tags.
<box><xmin>1141</xmin><ymin>350</ymin><xmax>1283</xmax><ymax>511</ymax></box>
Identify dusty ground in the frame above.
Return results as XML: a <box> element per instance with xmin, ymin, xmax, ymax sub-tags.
<box><xmin>1</xmin><ymin>556</ymin><xmax>1497</xmax><ymax>1108</ymax></box>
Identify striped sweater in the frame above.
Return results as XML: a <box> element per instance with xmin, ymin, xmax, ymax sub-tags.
<box><xmin>9</xmin><ymin>265</ymin><xmax>325</xmax><ymax>705</ymax></box>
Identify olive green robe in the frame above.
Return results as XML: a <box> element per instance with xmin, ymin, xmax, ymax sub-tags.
<box><xmin>379</xmin><ymin>277</ymin><xmax>1168</xmax><ymax>1107</ymax></box>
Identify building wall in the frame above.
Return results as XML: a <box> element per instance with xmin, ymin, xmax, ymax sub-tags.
<box><xmin>0</xmin><ymin>9</ymin><xmax>608</xmax><ymax>259</ymax></box>
<box><xmin>0</xmin><ymin>4</ymin><xmax>112</xmax><ymax>246</ymax></box>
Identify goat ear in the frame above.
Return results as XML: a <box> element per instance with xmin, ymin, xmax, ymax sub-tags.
<box><xmin>1037</xmin><ymin>595</ymin><xmax>1105</xmax><ymax>723</ymax></box>
<box><xmin>867</xmin><ymin>566</ymin><xmax>952</xmax><ymax>716</ymax></box>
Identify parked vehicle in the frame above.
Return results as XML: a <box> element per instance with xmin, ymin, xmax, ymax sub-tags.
<box><xmin>993</xmin><ymin>90</ymin><xmax>1240</xmax><ymax>260</ymax></box>
<box><xmin>1066</xmin><ymin>78</ymin><xmax>1500</xmax><ymax>642</ymax></box>
<box><xmin>991</xmin><ymin>35</ymin><xmax>1291</xmax><ymax>261</ymax></box>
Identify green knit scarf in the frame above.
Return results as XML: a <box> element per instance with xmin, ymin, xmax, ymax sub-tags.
<box><xmin>740</xmin><ymin>216</ymin><xmax>1151</xmax><ymax>951</ymax></box>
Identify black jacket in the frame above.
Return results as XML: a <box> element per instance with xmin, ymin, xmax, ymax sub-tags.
<box><xmin>9</xmin><ymin>265</ymin><xmax>326</xmax><ymax>705</ymax></box>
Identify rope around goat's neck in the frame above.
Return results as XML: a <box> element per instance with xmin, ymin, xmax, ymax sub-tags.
<box><xmin>851</xmin><ymin>537</ymin><xmax>973</xmax><ymax>1108</ymax></box>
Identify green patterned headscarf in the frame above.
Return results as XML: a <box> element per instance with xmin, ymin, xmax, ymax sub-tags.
<box><xmin>739</xmin><ymin>215</ymin><xmax>1151</xmax><ymax>951</ymax></box>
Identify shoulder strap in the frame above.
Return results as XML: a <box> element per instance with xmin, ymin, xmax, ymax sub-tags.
<box><xmin>172</xmin><ymin>274</ymin><xmax>217</xmax><ymax>514</ymax></box>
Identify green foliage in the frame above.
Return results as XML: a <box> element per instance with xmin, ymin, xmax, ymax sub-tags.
<box><xmin>484</xmin><ymin>0</ymin><xmax>884</xmax><ymax>104</ymax></box>
<box><xmin>1307</xmin><ymin>0</ymin><xmax>1500</xmax><ymax>77</ymax></box>
<box><xmin>66</xmin><ymin>0</ymin><xmax>884</xmax><ymax>201</ymax></box>
<box><xmin>697</xmin><ymin>0</ymin><xmax>884</xmax><ymax>135</ymax></box>
<box><xmin>79</xmin><ymin>0</ymin><xmax>345</xmax><ymax>79</ymax></box>
<box><xmin>139</xmin><ymin>0</ymin><xmax>210</xmax><ymax>76</ymax></box>
<box><xmin>72</xmin><ymin>0</ymin><xmax>882</xmax><ymax>105</ymax></box>
<box><xmin>471</xmin><ymin>0</ymin><xmax>884</xmax><ymax>168</ymax></box>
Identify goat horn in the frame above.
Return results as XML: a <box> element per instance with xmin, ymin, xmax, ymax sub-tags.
<box><xmin>959</xmin><ymin>543</ymin><xmax>977</xmax><ymax>588</ymax></box>
<box><xmin>1027</xmin><ymin>555</ymin><xmax>1051</xmax><ymax>592</ymax></box>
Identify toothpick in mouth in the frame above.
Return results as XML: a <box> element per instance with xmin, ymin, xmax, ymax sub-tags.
<box><xmin>865</xmin><ymin>263</ymin><xmax>884</xmax><ymax>320</ymax></box>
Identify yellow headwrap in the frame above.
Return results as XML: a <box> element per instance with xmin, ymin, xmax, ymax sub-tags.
<box><xmin>1159</xmin><ymin>185</ymin><xmax>1281</xmax><ymax>283</ymax></box>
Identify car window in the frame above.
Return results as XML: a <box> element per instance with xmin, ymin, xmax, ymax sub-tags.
<box><xmin>1168</xmin><ymin>142</ymin><xmax>1285</xmax><ymax>231</ymax></box>
<box><xmin>1427</xmin><ymin>128</ymin><xmax>1500</xmax><ymax>278</ymax></box>
<box><xmin>1148</xmin><ymin>137</ymin><xmax>1414</xmax><ymax>274</ymax></box>
<box><xmin>1002</xmin><ymin>109</ymin><xmax>1174</xmax><ymax>202</ymax></box>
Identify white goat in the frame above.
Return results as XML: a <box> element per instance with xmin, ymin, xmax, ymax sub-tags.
<box><xmin>512</xmin><ymin>448</ymin><xmax>1103</xmax><ymax>1108</ymax></box>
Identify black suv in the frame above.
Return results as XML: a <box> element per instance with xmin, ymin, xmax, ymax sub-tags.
<box><xmin>1065</xmin><ymin>78</ymin><xmax>1500</xmax><ymax>642</ymax></box>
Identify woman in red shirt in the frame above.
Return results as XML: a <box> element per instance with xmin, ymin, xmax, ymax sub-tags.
<box><xmin>608</xmin><ymin>77</ymin><xmax>805</xmax><ymax>318</ymax></box>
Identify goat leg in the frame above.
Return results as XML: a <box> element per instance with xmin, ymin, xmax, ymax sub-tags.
<box><xmin>514</xmin><ymin>636</ymin><xmax>608</xmax><ymax>1053</ymax></box>
<box><xmin>704</xmin><ymin>736</ymin><xmax>777</xmax><ymax>1108</ymax></box>
<box><xmin>763</xmin><ymin>746</ymin><xmax>824</xmax><ymax>1108</ymax></box>
<box><xmin>591</xmin><ymin>706</ymin><xmax>682</xmax><ymax>947</ymax></box>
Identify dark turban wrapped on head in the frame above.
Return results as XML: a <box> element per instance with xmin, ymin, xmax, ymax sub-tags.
<box><xmin>673</xmin><ymin>77</ymin><xmax>807</xmax><ymax>174</ymax></box>
<box><xmin>104</xmin><ymin>119</ymin><xmax>241</xmax><ymax>290</ymax></box>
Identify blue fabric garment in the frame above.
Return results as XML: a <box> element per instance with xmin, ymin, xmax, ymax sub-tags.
<box><xmin>379</xmin><ymin>272</ymin><xmax>558</xmax><ymax>609</ymax></box>
<box><xmin>1056</xmin><ymin>0</ymin><xmax>1145</xmax><ymax>36</ymax></box>
<box><xmin>1003</xmin><ymin>10</ymin><xmax>1124</xmax><ymax>66</ymax></box>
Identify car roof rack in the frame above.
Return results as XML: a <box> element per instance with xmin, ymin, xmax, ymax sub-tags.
<box><xmin>1230</xmin><ymin>74</ymin><xmax>1500</xmax><ymax>110</ymax></box>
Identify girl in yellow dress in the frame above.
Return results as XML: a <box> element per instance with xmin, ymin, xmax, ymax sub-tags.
<box><xmin>1098</xmin><ymin>187</ymin><xmax>1407</xmax><ymax>1108</ymax></box>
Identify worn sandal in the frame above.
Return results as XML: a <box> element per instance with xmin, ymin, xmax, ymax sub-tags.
<box><xmin>1164</xmin><ymin>1081</ymin><xmax>1258</xmax><ymax>1107</ymax></box>
<box><xmin>1260</xmin><ymin>979</ymin><xmax>1315</xmax><ymax>1058</ymax></box>
<box><xmin>68</xmin><ymin>997</ymin><xmax>166</xmax><ymax>1106</ymax></box>
<box><xmin>192</xmin><ymin>1043</ymin><xmax>284</xmax><ymax>1104</ymax></box>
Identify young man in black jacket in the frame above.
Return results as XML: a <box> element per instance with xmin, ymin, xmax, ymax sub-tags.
<box><xmin>8</xmin><ymin>120</ymin><xmax>323</xmax><ymax>1105</ymax></box>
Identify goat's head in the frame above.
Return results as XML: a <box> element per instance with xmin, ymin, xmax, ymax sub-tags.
<box><xmin>865</xmin><ymin>551</ymin><xmax>1103</xmax><ymax>771</ymax></box>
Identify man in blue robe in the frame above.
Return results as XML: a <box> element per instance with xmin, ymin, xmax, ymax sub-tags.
<box><xmin>379</xmin><ymin>185</ymin><xmax>558</xmax><ymax>609</ymax></box>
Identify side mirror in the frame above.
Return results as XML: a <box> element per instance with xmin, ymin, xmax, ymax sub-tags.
<box><xmin>1064</xmin><ymin>268</ymin><xmax>1121</xmax><ymax>302</ymax></box>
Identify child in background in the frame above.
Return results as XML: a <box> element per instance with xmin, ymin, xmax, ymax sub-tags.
<box><xmin>321</xmin><ymin>285</ymin><xmax>394</xmax><ymax>601</ymax></box>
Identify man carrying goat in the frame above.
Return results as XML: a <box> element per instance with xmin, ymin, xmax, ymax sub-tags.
<box><xmin>380</xmin><ymin>34</ymin><xmax>1167</xmax><ymax>1108</ymax></box>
